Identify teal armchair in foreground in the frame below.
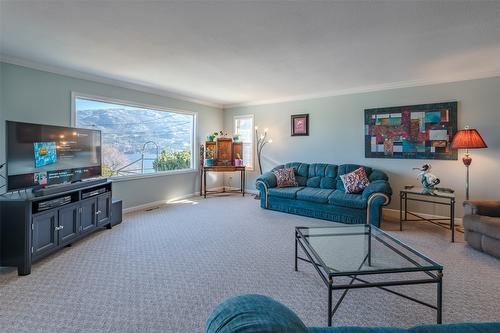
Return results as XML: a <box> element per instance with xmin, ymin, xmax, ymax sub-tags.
<box><xmin>256</xmin><ymin>163</ymin><xmax>392</xmax><ymax>227</ymax></box>
<box><xmin>206</xmin><ymin>294</ymin><xmax>500</xmax><ymax>333</ymax></box>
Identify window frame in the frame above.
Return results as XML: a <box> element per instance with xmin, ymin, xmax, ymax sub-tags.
<box><xmin>234</xmin><ymin>114</ymin><xmax>254</xmax><ymax>171</ymax></box>
<box><xmin>71</xmin><ymin>92</ymin><xmax>198</xmax><ymax>182</ymax></box>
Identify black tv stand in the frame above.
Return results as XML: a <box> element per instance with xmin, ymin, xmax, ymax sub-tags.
<box><xmin>0</xmin><ymin>180</ymin><xmax>113</xmax><ymax>275</ymax></box>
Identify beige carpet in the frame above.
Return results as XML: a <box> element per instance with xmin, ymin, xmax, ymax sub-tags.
<box><xmin>1</xmin><ymin>195</ymin><xmax>499</xmax><ymax>332</ymax></box>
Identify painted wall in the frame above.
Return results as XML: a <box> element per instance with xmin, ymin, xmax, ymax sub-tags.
<box><xmin>224</xmin><ymin>76</ymin><xmax>500</xmax><ymax>217</ymax></box>
<box><xmin>0</xmin><ymin>62</ymin><xmax>223</xmax><ymax>208</ymax></box>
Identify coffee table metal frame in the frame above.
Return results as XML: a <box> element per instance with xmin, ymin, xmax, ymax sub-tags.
<box><xmin>295</xmin><ymin>225</ymin><xmax>443</xmax><ymax>327</ymax></box>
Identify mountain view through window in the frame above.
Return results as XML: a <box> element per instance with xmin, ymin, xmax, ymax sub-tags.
<box><xmin>75</xmin><ymin>97</ymin><xmax>195</xmax><ymax>177</ymax></box>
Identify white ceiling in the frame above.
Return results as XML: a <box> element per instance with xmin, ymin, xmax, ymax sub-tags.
<box><xmin>1</xmin><ymin>1</ymin><xmax>500</xmax><ymax>107</ymax></box>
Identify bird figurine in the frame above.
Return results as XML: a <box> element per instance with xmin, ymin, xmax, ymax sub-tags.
<box><xmin>413</xmin><ymin>164</ymin><xmax>440</xmax><ymax>191</ymax></box>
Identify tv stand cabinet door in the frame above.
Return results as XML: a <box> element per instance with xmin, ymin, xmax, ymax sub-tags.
<box><xmin>80</xmin><ymin>198</ymin><xmax>97</xmax><ymax>233</ymax></box>
<box><xmin>58</xmin><ymin>203</ymin><xmax>80</xmax><ymax>245</ymax></box>
<box><xmin>32</xmin><ymin>210</ymin><xmax>58</xmax><ymax>258</ymax></box>
<box><xmin>96</xmin><ymin>193</ymin><xmax>111</xmax><ymax>227</ymax></box>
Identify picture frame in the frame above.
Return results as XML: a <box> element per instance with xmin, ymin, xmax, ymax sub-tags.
<box><xmin>291</xmin><ymin>114</ymin><xmax>309</xmax><ymax>136</ymax></box>
<box><xmin>364</xmin><ymin>101</ymin><xmax>458</xmax><ymax>160</ymax></box>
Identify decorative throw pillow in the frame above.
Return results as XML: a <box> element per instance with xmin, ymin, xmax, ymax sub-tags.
<box><xmin>340</xmin><ymin>167</ymin><xmax>370</xmax><ymax>193</ymax></box>
<box><xmin>273</xmin><ymin>168</ymin><xmax>298</xmax><ymax>188</ymax></box>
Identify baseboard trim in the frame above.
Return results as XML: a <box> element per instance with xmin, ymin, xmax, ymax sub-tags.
<box><xmin>123</xmin><ymin>187</ymin><xmax>220</xmax><ymax>214</ymax></box>
<box><xmin>123</xmin><ymin>187</ymin><xmax>259</xmax><ymax>214</ymax></box>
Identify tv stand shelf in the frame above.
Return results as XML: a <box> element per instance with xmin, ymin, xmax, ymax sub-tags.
<box><xmin>0</xmin><ymin>180</ymin><xmax>112</xmax><ymax>276</ymax></box>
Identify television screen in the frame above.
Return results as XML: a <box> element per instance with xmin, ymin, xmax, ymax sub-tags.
<box><xmin>6</xmin><ymin>121</ymin><xmax>102</xmax><ymax>191</ymax></box>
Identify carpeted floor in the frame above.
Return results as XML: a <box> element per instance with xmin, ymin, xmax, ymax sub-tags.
<box><xmin>1</xmin><ymin>195</ymin><xmax>499</xmax><ymax>332</ymax></box>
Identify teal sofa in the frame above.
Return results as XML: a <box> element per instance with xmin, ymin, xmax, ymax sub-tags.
<box><xmin>256</xmin><ymin>163</ymin><xmax>392</xmax><ymax>227</ymax></box>
<box><xmin>206</xmin><ymin>294</ymin><xmax>500</xmax><ymax>333</ymax></box>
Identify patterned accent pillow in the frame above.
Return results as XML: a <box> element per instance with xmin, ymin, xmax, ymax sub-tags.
<box><xmin>340</xmin><ymin>167</ymin><xmax>370</xmax><ymax>193</ymax></box>
<box><xmin>273</xmin><ymin>168</ymin><xmax>298</xmax><ymax>188</ymax></box>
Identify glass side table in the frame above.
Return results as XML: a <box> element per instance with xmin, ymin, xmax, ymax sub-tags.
<box><xmin>400</xmin><ymin>187</ymin><xmax>456</xmax><ymax>242</ymax></box>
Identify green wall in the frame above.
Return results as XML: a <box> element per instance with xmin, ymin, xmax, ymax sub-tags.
<box><xmin>224</xmin><ymin>76</ymin><xmax>500</xmax><ymax>217</ymax></box>
<box><xmin>0</xmin><ymin>62</ymin><xmax>223</xmax><ymax>208</ymax></box>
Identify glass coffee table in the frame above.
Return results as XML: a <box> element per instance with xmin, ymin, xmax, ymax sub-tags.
<box><xmin>295</xmin><ymin>225</ymin><xmax>443</xmax><ymax>326</ymax></box>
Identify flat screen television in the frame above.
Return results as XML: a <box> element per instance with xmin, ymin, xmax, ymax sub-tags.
<box><xmin>6</xmin><ymin>121</ymin><xmax>102</xmax><ymax>191</ymax></box>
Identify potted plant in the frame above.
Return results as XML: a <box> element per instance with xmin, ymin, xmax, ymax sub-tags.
<box><xmin>234</xmin><ymin>153</ymin><xmax>243</xmax><ymax>166</ymax></box>
<box><xmin>233</xmin><ymin>133</ymin><xmax>240</xmax><ymax>142</ymax></box>
<box><xmin>207</xmin><ymin>131</ymin><xmax>218</xmax><ymax>142</ymax></box>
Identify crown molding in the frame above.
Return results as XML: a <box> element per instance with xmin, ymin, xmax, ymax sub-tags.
<box><xmin>224</xmin><ymin>69</ymin><xmax>500</xmax><ymax>109</ymax></box>
<box><xmin>0</xmin><ymin>54</ymin><xmax>223</xmax><ymax>109</ymax></box>
<box><xmin>3</xmin><ymin>54</ymin><xmax>499</xmax><ymax>111</ymax></box>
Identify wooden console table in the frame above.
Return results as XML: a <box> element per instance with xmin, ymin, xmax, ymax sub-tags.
<box><xmin>201</xmin><ymin>166</ymin><xmax>246</xmax><ymax>198</ymax></box>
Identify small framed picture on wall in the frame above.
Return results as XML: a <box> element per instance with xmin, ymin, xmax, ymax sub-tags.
<box><xmin>291</xmin><ymin>114</ymin><xmax>309</xmax><ymax>136</ymax></box>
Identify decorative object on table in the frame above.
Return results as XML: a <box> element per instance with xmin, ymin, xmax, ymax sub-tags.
<box><xmin>255</xmin><ymin>126</ymin><xmax>272</xmax><ymax>175</ymax></box>
<box><xmin>339</xmin><ymin>167</ymin><xmax>370</xmax><ymax>193</ymax></box>
<box><xmin>413</xmin><ymin>164</ymin><xmax>440</xmax><ymax>192</ymax></box>
<box><xmin>365</xmin><ymin>101</ymin><xmax>458</xmax><ymax>160</ymax></box>
<box><xmin>232</xmin><ymin>133</ymin><xmax>240</xmax><ymax>142</ymax></box>
<box><xmin>204</xmin><ymin>141</ymin><xmax>217</xmax><ymax>166</ymax></box>
<box><xmin>273</xmin><ymin>167</ymin><xmax>298</xmax><ymax>188</ymax></box>
<box><xmin>400</xmin><ymin>187</ymin><xmax>456</xmax><ymax>242</ymax></box>
<box><xmin>232</xmin><ymin>142</ymin><xmax>243</xmax><ymax>166</ymax></box>
<box><xmin>451</xmin><ymin>126</ymin><xmax>487</xmax><ymax>201</ymax></box>
<box><xmin>291</xmin><ymin>114</ymin><xmax>309</xmax><ymax>136</ymax></box>
<box><xmin>234</xmin><ymin>153</ymin><xmax>243</xmax><ymax>167</ymax></box>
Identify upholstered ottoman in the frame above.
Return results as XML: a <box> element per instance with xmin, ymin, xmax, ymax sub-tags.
<box><xmin>463</xmin><ymin>201</ymin><xmax>500</xmax><ymax>258</ymax></box>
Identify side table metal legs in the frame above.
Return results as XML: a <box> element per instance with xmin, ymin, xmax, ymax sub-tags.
<box><xmin>399</xmin><ymin>191</ymin><xmax>455</xmax><ymax>242</ymax></box>
<box><xmin>437</xmin><ymin>270</ymin><xmax>443</xmax><ymax>324</ymax></box>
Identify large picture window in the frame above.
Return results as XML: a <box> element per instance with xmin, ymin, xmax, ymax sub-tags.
<box><xmin>234</xmin><ymin>115</ymin><xmax>254</xmax><ymax>170</ymax></box>
<box><xmin>74</xmin><ymin>95</ymin><xmax>196</xmax><ymax>178</ymax></box>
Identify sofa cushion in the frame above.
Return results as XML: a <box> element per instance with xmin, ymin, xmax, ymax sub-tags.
<box><xmin>273</xmin><ymin>162</ymin><xmax>310</xmax><ymax>186</ymax></box>
<box><xmin>268</xmin><ymin>187</ymin><xmax>304</xmax><ymax>199</ymax></box>
<box><xmin>340</xmin><ymin>167</ymin><xmax>370</xmax><ymax>193</ymax></box>
<box><xmin>306</xmin><ymin>176</ymin><xmax>321</xmax><ymax>188</ymax></box>
<box><xmin>328</xmin><ymin>190</ymin><xmax>367</xmax><ymax>209</ymax></box>
<box><xmin>308</xmin><ymin>163</ymin><xmax>338</xmax><ymax>189</ymax></box>
<box><xmin>320</xmin><ymin>177</ymin><xmax>337</xmax><ymax>189</ymax></box>
<box><xmin>337</xmin><ymin>164</ymin><xmax>373</xmax><ymax>192</ymax></box>
<box><xmin>205</xmin><ymin>294</ymin><xmax>308</xmax><ymax>333</ymax></box>
<box><xmin>296</xmin><ymin>187</ymin><xmax>334</xmax><ymax>204</ymax></box>
<box><xmin>274</xmin><ymin>168</ymin><xmax>298</xmax><ymax>188</ymax></box>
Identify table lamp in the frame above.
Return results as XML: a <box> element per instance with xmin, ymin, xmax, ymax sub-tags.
<box><xmin>451</xmin><ymin>126</ymin><xmax>487</xmax><ymax>201</ymax></box>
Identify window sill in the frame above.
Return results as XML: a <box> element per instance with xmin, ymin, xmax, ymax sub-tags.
<box><xmin>110</xmin><ymin>168</ymin><xmax>198</xmax><ymax>183</ymax></box>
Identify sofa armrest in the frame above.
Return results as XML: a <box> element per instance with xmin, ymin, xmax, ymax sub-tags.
<box><xmin>362</xmin><ymin>180</ymin><xmax>392</xmax><ymax>201</ymax></box>
<box><xmin>463</xmin><ymin>200</ymin><xmax>500</xmax><ymax>217</ymax></box>
<box><xmin>255</xmin><ymin>171</ymin><xmax>277</xmax><ymax>190</ymax></box>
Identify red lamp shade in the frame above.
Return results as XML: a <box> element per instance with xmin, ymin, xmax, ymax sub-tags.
<box><xmin>451</xmin><ymin>128</ymin><xmax>487</xmax><ymax>149</ymax></box>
